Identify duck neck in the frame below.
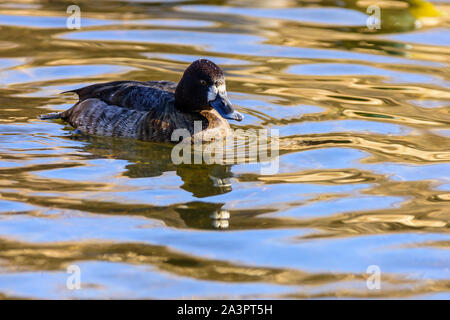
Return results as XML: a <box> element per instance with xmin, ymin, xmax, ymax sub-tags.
<box><xmin>174</xmin><ymin>79</ymin><xmax>189</xmax><ymax>113</ymax></box>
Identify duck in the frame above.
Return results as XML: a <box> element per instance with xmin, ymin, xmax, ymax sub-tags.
<box><xmin>39</xmin><ymin>59</ymin><xmax>243</xmax><ymax>142</ymax></box>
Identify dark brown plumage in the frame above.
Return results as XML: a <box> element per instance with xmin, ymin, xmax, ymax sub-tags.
<box><xmin>39</xmin><ymin>59</ymin><xmax>243</xmax><ymax>143</ymax></box>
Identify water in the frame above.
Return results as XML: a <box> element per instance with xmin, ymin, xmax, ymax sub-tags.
<box><xmin>0</xmin><ymin>0</ymin><xmax>449</xmax><ymax>299</ymax></box>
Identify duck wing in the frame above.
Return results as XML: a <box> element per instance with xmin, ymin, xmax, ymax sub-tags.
<box><xmin>63</xmin><ymin>80</ymin><xmax>177</xmax><ymax>112</ymax></box>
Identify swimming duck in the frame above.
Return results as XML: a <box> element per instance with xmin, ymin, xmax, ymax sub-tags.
<box><xmin>39</xmin><ymin>59</ymin><xmax>243</xmax><ymax>142</ymax></box>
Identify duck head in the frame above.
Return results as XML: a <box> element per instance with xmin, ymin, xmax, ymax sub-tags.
<box><xmin>175</xmin><ymin>59</ymin><xmax>243</xmax><ymax>121</ymax></box>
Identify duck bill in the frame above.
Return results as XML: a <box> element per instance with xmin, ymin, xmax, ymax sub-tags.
<box><xmin>209</xmin><ymin>93</ymin><xmax>243</xmax><ymax>121</ymax></box>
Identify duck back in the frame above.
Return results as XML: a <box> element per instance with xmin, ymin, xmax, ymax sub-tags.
<box><xmin>65</xmin><ymin>80</ymin><xmax>177</xmax><ymax>112</ymax></box>
<box><xmin>59</xmin><ymin>81</ymin><xmax>222</xmax><ymax>143</ymax></box>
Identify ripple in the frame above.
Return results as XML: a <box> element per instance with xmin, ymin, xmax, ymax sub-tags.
<box><xmin>0</xmin><ymin>65</ymin><xmax>134</xmax><ymax>87</ymax></box>
<box><xmin>0</xmin><ymin>0</ymin><xmax>449</xmax><ymax>299</ymax></box>
<box><xmin>387</xmin><ymin>28</ymin><xmax>450</xmax><ymax>46</ymax></box>
<box><xmin>179</xmin><ymin>5</ymin><xmax>369</xmax><ymax>26</ymax></box>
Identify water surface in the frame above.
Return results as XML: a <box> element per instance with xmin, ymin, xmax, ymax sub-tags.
<box><xmin>0</xmin><ymin>0</ymin><xmax>449</xmax><ymax>299</ymax></box>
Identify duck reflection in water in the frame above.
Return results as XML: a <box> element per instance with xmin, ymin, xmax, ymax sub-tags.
<box><xmin>71</xmin><ymin>134</ymin><xmax>232</xmax><ymax>229</ymax></box>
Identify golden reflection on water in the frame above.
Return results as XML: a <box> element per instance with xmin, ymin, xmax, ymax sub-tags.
<box><xmin>0</xmin><ymin>0</ymin><xmax>449</xmax><ymax>299</ymax></box>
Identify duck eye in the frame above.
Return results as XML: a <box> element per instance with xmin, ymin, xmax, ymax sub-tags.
<box><xmin>200</xmin><ymin>80</ymin><xmax>207</xmax><ymax>86</ymax></box>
